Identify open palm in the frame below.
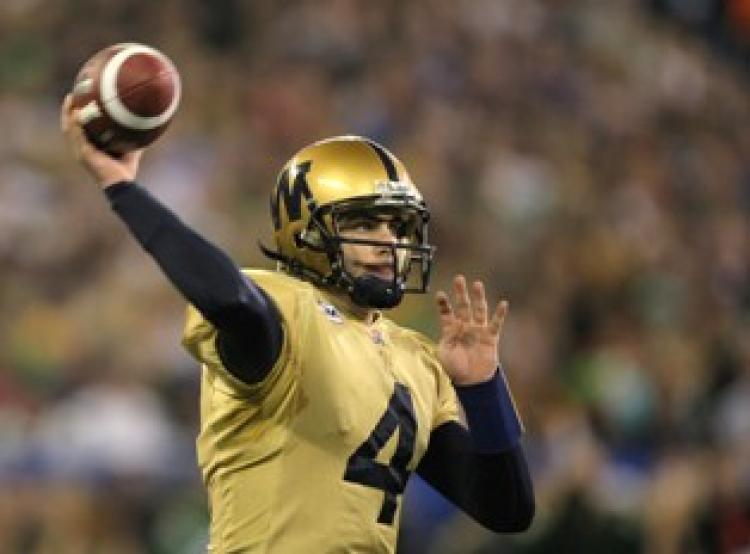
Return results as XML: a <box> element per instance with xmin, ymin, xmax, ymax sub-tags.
<box><xmin>435</xmin><ymin>275</ymin><xmax>508</xmax><ymax>386</ymax></box>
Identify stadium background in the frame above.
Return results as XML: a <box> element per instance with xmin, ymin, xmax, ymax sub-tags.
<box><xmin>2</xmin><ymin>0</ymin><xmax>750</xmax><ymax>552</ymax></box>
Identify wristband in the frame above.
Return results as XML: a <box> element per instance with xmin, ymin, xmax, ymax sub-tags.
<box><xmin>455</xmin><ymin>366</ymin><xmax>523</xmax><ymax>452</ymax></box>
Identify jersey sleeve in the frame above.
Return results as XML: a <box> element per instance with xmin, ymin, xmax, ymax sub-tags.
<box><xmin>182</xmin><ymin>270</ymin><xmax>310</xmax><ymax>401</ymax></box>
<box><xmin>410</xmin><ymin>331</ymin><xmax>461</xmax><ymax>430</ymax></box>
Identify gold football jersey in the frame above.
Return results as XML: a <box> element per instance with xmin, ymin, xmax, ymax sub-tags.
<box><xmin>182</xmin><ymin>269</ymin><xmax>460</xmax><ymax>553</ymax></box>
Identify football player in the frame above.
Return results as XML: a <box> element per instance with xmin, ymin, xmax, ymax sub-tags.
<box><xmin>61</xmin><ymin>95</ymin><xmax>534</xmax><ymax>553</ymax></box>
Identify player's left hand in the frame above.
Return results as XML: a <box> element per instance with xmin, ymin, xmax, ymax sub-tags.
<box><xmin>435</xmin><ymin>275</ymin><xmax>508</xmax><ymax>386</ymax></box>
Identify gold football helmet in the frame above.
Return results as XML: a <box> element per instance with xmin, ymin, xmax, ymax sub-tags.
<box><xmin>261</xmin><ymin>135</ymin><xmax>434</xmax><ymax>308</ymax></box>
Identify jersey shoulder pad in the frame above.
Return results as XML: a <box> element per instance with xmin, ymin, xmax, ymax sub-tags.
<box><xmin>240</xmin><ymin>268</ymin><xmax>311</xmax><ymax>296</ymax></box>
<box><xmin>240</xmin><ymin>268</ymin><xmax>315</xmax><ymax>319</ymax></box>
<box><xmin>382</xmin><ymin>320</ymin><xmax>437</xmax><ymax>354</ymax></box>
<box><xmin>181</xmin><ymin>269</ymin><xmax>312</xmax><ymax>363</ymax></box>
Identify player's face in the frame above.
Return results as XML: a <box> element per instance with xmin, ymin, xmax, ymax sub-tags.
<box><xmin>337</xmin><ymin>211</ymin><xmax>413</xmax><ymax>281</ymax></box>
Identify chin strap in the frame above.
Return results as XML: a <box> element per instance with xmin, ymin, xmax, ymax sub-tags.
<box><xmin>258</xmin><ymin>242</ymin><xmax>406</xmax><ymax>309</ymax></box>
<box><xmin>349</xmin><ymin>274</ymin><xmax>405</xmax><ymax>309</ymax></box>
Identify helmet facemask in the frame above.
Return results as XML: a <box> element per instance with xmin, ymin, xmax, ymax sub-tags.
<box><xmin>298</xmin><ymin>196</ymin><xmax>434</xmax><ymax>309</ymax></box>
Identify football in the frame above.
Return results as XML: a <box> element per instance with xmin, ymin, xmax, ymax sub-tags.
<box><xmin>71</xmin><ymin>43</ymin><xmax>181</xmax><ymax>155</ymax></box>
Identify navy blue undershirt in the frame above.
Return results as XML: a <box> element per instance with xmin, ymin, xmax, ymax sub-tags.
<box><xmin>105</xmin><ymin>180</ymin><xmax>534</xmax><ymax>532</ymax></box>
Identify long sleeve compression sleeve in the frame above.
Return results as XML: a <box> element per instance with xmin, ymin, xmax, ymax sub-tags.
<box><xmin>105</xmin><ymin>181</ymin><xmax>283</xmax><ymax>382</ymax></box>
<box><xmin>417</xmin><ymin>370</ymin><xmax>534</xmax><ymax>532</ymax></box>
<box><xmin>417</xmin><ymin>423</ymin><xmax>534</xmax><ymax>532</ymax></box>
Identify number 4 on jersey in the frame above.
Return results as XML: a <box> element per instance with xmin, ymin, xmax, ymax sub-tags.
<box><xmin>343</xmin><ymin>383</ymin><xmax>417</xmax><ymax>525</ymax></box>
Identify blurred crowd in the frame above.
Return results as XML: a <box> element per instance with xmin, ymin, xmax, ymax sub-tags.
<box><xmin>2</xmin><ymin>0</ymin><xmax>750</xmax><ymax>552</ymax></box>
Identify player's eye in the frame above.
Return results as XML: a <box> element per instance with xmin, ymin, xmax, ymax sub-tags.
<box><xmin>337</xmin><ymin>210</ymin><xmax>419</xmax><ymax>238</ymax></box>
<box><xmin>387</xmin><ymin>219</ymin><xmax>405</xmax><ymax>237</ymax></box>
<box><xmin>389</xmin><ymin>216</ymin><xmax>418</xmax><ymax>239</ymax></box>
<box><xmin>338</xmin><ymin>215</ymin><xmax>380</xmax><ymax>232</ymax></box>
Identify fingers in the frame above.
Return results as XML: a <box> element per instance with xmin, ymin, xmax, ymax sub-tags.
<box><xmin>470</xmin><ymin>280</ymin><xmax>488</xmax><ymax>325</ymax></box>
<box><xmin>437</xmin><ymin>275</ymin><xmax>503</xmax><ymax>329</ymax></box>
<box><xmin>452</xmin><ymin>275</ymin><xmax>471</xmax><ymax>322</ymax></box>
<box><xmin>452</xmin><ymin>275</ymin><xmax>490</xmax><ymax>325</ymax></box>
<box><xmin>61</xmin><ymin>93</ymin><xmax>143</xmax><ymax>187</ymax></box>
<box><xmin>489</xmin><ymin>299</ymin><xmax>509</xmax><ymax>337</ymax></box>
<box><xmin>436</xmin><ymin>290</ymin><xmax>451</xmax><ymax>315</ymax></box>
<box><xmin>435</xmin><ymin>289</ymin><xmax>453</xmax><ymax>328</ymax></box>
<box><xmin>60</xmin><ymin>94</ymin><xmax>88</xmax><ymax>155</ymax></box>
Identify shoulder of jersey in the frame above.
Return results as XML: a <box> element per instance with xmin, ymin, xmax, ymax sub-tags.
<box><xmin>380</xmin><ymin>318</ymin><xmax>435</xmax><ymax>350</ymax></box>
<box><xmin>241</xmin><ymin>268</ymin><xmax>315</xmax><ymax>297</ymax></box>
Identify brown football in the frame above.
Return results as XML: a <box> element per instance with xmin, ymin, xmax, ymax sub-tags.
<box><xmin>71</xmin><ymin>43</ymin><xmax>181</xmax><ymax>155</ymax></box>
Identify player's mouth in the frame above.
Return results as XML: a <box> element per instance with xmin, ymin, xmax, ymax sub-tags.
<box><xmin>360</xmin><ymin>263</ymin><xmax>395</xmax><ymax>280</ymax></box>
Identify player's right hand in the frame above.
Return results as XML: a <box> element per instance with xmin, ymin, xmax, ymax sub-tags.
<box><xmin>60</xmin><ymin>94</ymin><xmax>143</xmax><ymax>190</ymax></box>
